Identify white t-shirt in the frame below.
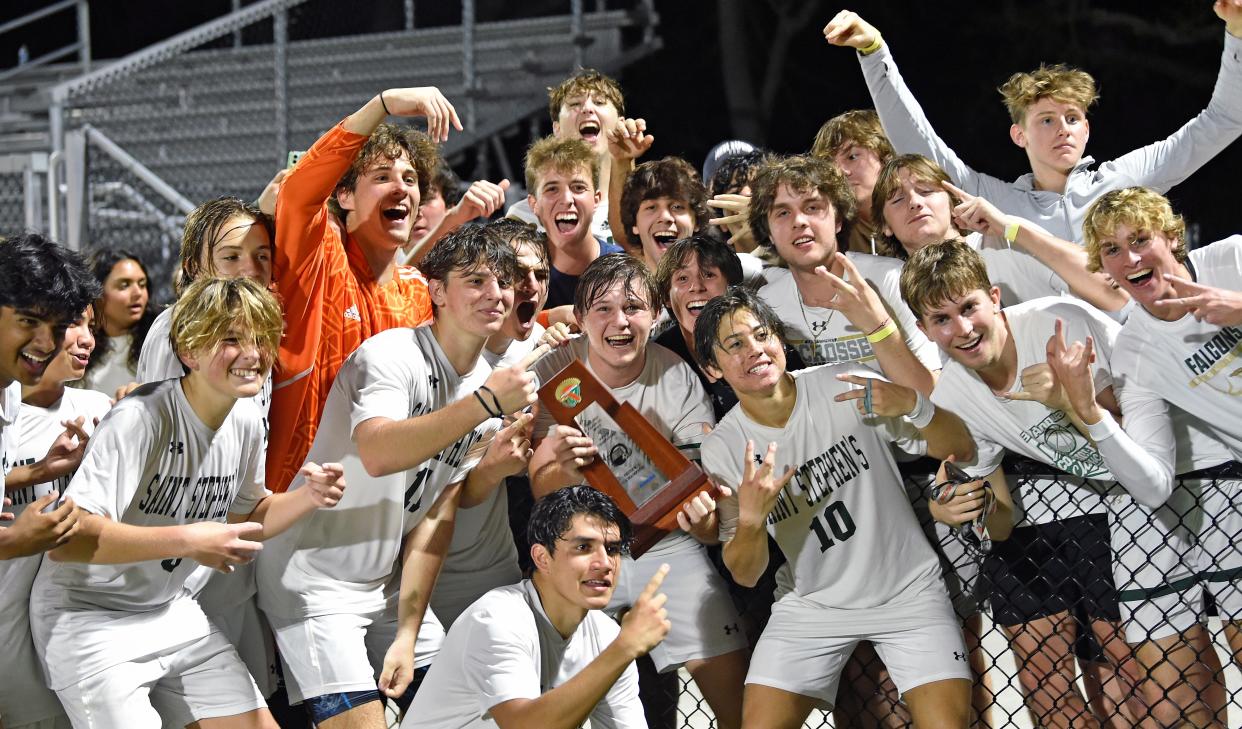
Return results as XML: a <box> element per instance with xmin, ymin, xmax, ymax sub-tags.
<box><xmin>85</xmin><ymin>332</ymin><xmax>136</xmax><ymax>397</ymax></box>
<box><xmin>1113</xmin><ymin>237</ymin><xmax>1242</xmax><ymax>460</ymax></box>
<box><xmin>976</xmin><ymin>243</ymin><xmax>1070</xmax><ymax>308</ymax></box>
<box><xmin>30</xmin><ymin>378</ymin><xmax>268</xmax><ymax>689</ymax></box>
<box><xmin>482</xmin><ymin>324</ymin><xmax>546</xmax><ymax>369</ymax></box>
<box><xmin>931</xmin><ymin>299</ymin><xmax>1119</xmax><ymax>525</ymax></box>
<box><xmin>531</xmin><ymin>335</ymin><xmax>715</xmax><ymax>559</ymax></box>
<box><xmin>0</xmin><ymin>387</ymin><xmax>109</xmax><ymax>725</ymax></box>
<box><xmin>704</xmin><ymin>365</ymin><xmax>944</xmax><ymax>621</ymax></box>
<box><xmin>136</xmin><ymin>306</ymin><xmax>272</xmax><ymax>615</ymax></box>
<box><xmin>257</xmin><ymin>326</ymin><xmax>499</xmax><ymax>619</ymax></box>
<box><xmin>757</xmin><ymin>253</ymin><xmax>942</xmax><ymax>371</ymax></box>
<box><xmin>0</xmin><ymin>381</ymin><xmax>20</xmax><ymax>500</ymax></box>
<box><xmin>403</xmin><ymin>580</ymin><xmax>644</xmax><ymax>729</ymax></box>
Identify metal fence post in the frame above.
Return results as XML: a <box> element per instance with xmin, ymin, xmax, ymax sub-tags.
<box><xmin>232</xmin><ymin>0</ymin><xmax>243</xmax><ymax>47</ymax></box>
<box><xmin>571</xmin><ymin>0</ymin><xmax>584</xmax><ymax>70</ymax></box>
<box><xmin>274</xmin><ymin>8</ymin><xmax>289</xmax><ymax>168</ymax></box>
<box><xmin>462</xmin><ymin>0</ymin><xmax>476</xmax><ymax>132</ymax></box>
<box><xmin>404</xmin><ymin>0</ymin><xmax>415</xmax><ymax>31</ymax></box>
<box><xmin>76</xmin><ymin>0</ymin><xmax>91</xmax><ymax>72</ymax></box>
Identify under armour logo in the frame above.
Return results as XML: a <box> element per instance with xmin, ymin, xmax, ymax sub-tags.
<box><xmin>723</xmin><ymin>623</ymin><xmax>740</xmax><ymax>635</ymax></box>
<box><xmin>953</xmin><ymin>651</ymin><xmax>966</xmax><ymax>662</ymax></box>
<box><xmin>168</xmin><ymin>441</ymin><xmax>184</xmax><ymax>455</ymax></box>
<box><xmin>810</xmin><ymin>320</ymin><xmax>831</xmax><ymax>334</ymax></box>
<box><xmin>429</xmin><ymin>374</ymin><xmax>440</xmax><ymax>388</ymax></box>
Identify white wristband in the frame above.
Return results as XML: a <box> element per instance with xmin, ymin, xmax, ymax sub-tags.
<box><xmin>1084</xmin><ymin>409</ymin><xmax>1122</xmax><ymax>442</ymax></box>
<box><xmin>905</xmin><ymin>391</ymin><xmax>936</xmax><ymax>429</ymax></box>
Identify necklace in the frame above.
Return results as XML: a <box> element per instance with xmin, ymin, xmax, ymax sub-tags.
<box><xmin>796</xmin><ymin>283</ymin><xmax>836</xmax><ymax>349</ymax></box>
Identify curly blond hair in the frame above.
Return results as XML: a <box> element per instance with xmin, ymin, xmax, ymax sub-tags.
<box><xmin>998</xmin><ymin>64</ymin><xmax>1098</xmax><ymax>126</ymax></box>
<box><xmin>1082</xmin><ymin>187</ymin><xmax>1187</xmax><ymax>273</ymax></box>
<box><xmin>171</xmin><ymin>277</ymin><xmax>283</xmax><ymax>375</ymax></box>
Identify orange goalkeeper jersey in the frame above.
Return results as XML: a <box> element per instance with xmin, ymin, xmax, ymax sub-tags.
<box><xmin>268</xmin><ymin>122</ymin><xmax>432</xmax><ymax>492</ymax></box>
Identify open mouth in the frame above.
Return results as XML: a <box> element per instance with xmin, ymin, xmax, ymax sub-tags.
<box><xmin>382</xmin><ymin>206</ymin><xmax>410</xmax><ymax>222</ymax></box>
<box><xmin>954</xmin><ymin>333</ymin><xmax>983</xmax><ymax>353</ymax></box>
<box><xmin>604</xmin><ymin>334</ymin><xmax>634</xmax><ymax>348</ymax></box>
<box><xmin>229</xmin><ymin>367</ymin><xmax>259</xmax><ymax>379</ymax></box>
<box><xmin>20</xmin><ymin>350</ymin><xmax>53</xmax><ymax>372</ymax></box>
<box><xmin>651</xmin><ymin>231</ymin><xmax>678</xmax><ymax>250</ymax></box>
<box><xmin>792</xmin><ymin>234</ymin><xmax>815</xmax><ymax>248</ymax></box>
<box><xmin>578</xmin><ymin>121</ymin><xmax>601</xmax><ymax>142</ymax></box>
<box><xmin>1126</xmin><ymin>268</ymin><xmax>1154</xmax><ymax>286</ymax></box>
<box><xmin>515</xmin><ymin>300</ymin><xmax>537</xmax><ymax>325</ymax></box>
<box><xmin>582</xmin><ymin>578</ymin><xmax>612</xmax><ymax>591</ymax></box>
<box><xmin>554</xmin><ymin>211</ymin><xmax>580</xmax><ymax>235</ymax></box>
<box><xmin>684</xmin><ymin>300</ymin><xmax>709</xmax><ymax>318</ymax></box>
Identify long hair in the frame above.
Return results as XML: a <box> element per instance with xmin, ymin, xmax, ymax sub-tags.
<box><xmin>85</xmin><ymin>247</ymin><xmax>157</xmax><ymax>377</ymax></box>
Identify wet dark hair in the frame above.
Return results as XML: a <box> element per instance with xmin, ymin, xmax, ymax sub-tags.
<box><xmin>693</xmin><ymin>286</ymin><xmax>787</xmax><ymax>371</ymax></box>
<box><xmin>573</xmin><ymin>253</ymin><xmax>660</xmax><ymax>322</ymax></box>
<box><xmin>0</xmin><ymin>233</ymin><xmax>99</xmax><ymax>324</ymax></box>
<box><xmin>486</xmin><ymin>217</ymin><xmax>549</xmax><ymax>269</ymax></box>
<box><xmin>419</xmin><ymin>223</ymin><xmax>518</xmax><ymax>289</ymax></box>
<box><xmin>653</xmin><ymin>235</ymin><xmax>743</xmax><ymax>320</ymax></box>
<box><xmin>620</xmin><ymin>157</ymin><xmax>709</xmax><ymax>240</ymax></box>
<box><xmin>86</xmin><ymin>247</ymin><xmax>157</xmax><ymax>375</ymax></box>
<box><xmin>708</xmin><ymin>149</ymin><xmax>766</xmax><ymax>197</ymax></box>
<box><xmin>528</xmin><ymin>485</ymin><xmax>632</xmax><ymax>556</ymax></box>
<box><xmin>428</xmin><ymin>159</ymin><xmax>463</xmax><ymax>207</ymax></box>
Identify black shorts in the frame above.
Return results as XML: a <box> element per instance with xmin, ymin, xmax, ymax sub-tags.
<box><xmin>984</xmin><ymin>513</ymin><xmax>1119</xmax><ymax>627</ymax></box>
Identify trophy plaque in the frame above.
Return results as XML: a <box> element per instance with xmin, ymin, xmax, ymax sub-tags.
<box><xmin>537</xmin><ymin>358</ymin><xmax>715</xmax><ymax>558</ymax></box>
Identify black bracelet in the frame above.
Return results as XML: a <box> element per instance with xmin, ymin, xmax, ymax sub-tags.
<box><xmin>379</xmin><ymin>90</ymin><xmax>391</xmax><ymax>116</ymax></box>
<box><xmin>478</xmin><ymin>384</ymin><xmax>505</xmax><ymax>417</ymax></box>
<box><xmin>473</xmin><ymin>390</ymin><xmax>500</xmax><ymax>418</ymax></box>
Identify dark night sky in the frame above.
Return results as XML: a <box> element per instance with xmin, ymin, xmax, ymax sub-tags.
<box><xmin>6</xmin><ymin>0</ymin><xmax>1240</xmax><ymax>241</ymax></box>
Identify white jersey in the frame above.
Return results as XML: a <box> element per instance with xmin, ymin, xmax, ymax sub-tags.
<box><xmin>931</xmin><ymin>299</ymin><xmax>1119</xmax><ymax>525</ymax></box>
<box><xmin>976</xmin><ymin>243</ymin><xmax>1069</xmax><ymax>308</ymax></box>
<box><xmin>85</xmin><ymin>332</ymin><xmax>136</xmax><ymax>397</ymax></box>
<box><xmin>403</xmin><ymin>580</ymin><xmax>644</xmax><ymax>729</ymax></box>
<box><xmin>757</xmin><ymin>253</ymin><xmax>942</xmax><ymax>370</ymax></box>
<box><xmin>482</xmin><ymin>323</ymin><xmax>545</xmax><ymax>369</ymax></box>
<box><xmin>1114</xmin><ymin>237</ymin><xmax>1242</xmax><ymax>460</ymax></box>
<box><xmin>136</xmin><ymin>306</ymin><xmax>273</xmax><ymax>615</ymax></box>
<box><xmin>0</xmin><ymin>387</ymin><xmax>109</xmax><ymax>725</ymax></box>
<box><xmin>0</xmin><ymin>381</ymin><xmax>20</xmax><ymax>499</ymax></box>
<box><xmin>257</xmin><ymin>326</ymin><xmax>499</xmax><ymax>619</ymax></box>
<box><xmin>704</xmin><ymin>365</ymin><xmax>944</xmax><ymax>618</ymax></box>
<box><xmin>532</xmin><ymin>335</ymin><xmax>715</xmax><ymax>559</ymax></box>
<box><xmin>30</xmin><ymin>379</ymin><xmax>268</xmax><ymax>689</ymax></box>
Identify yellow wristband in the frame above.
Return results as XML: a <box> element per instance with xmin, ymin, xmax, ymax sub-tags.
<box><xmin>1004</xmin><ymin>220</ymin><xmax>1020</xmax><ymax>245</ymax></box>
<box><xmin>860</xmin><ymin>34</ymin><xmax>883</xmax><ymax>55</ymax></box>
<box><xmin>866</xmin><ymin>318</ymin><xmax>898</xmax><ymax>344</ymax></box>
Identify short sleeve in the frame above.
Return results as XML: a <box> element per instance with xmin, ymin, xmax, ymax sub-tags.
<box><xmin>460</xmin><ymin>609</ymin><xmax>541</xmax><ymax>712</ymax></box>
<box><xmin>343</xmin><ymin>336</ymin><xmax>425</xmax><ymax>435</ymax></box>
<box><xmin>67</xmin><ymin>405</ymin><xmax>154</xmax><ymax>518</ymax></box>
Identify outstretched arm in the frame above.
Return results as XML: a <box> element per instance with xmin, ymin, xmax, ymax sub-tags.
<box><xmin>606</xmin><ymin>118</ymin><xmax>654</xmax><ymax>252</ymax></box>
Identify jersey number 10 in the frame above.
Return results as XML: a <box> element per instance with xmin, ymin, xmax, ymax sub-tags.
<box><xmin>808</xmin><ymin>501</ymin><xmax>856</xmax><ymax>553</ymax></box>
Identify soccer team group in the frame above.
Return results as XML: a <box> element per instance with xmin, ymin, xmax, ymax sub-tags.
<box><xmin>1</xmin><ymin>6</ymin><xmax>1242</xmax><ymax>729</ymax></box>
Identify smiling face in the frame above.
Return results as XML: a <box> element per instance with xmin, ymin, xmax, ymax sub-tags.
<box><xmin>430</xmin><ymin>265</ymin><xmax>514</xmax><ymax>340</ymax></box>
<box><xmin>704</xmin><ymin>308</ymin><xmax>787</xmax><ymax>398</ymax></box>
<box><xmin>833</xmin><ymin>144</ymin><xmax>884</xmax><ymax>215</ymax></box>
<box><xmin>43</xmin><ymin>307</ymin><xmax>96</xmax><ymax>385</ymax></box>
<box><xmin>633</xmin><ymin>196</ymin><xmax>695</xmax><ymax>267</ymax></box>
<box><xmin>1012</xmin><ymin>98</ymin><xmax>1090</xmax><ymax>178</ymax></box>
<box><xmin>553</xmin><ymin>92</ymin><xmax>620</xmax><ymax>156</ymax></box>
<box><xmin>530</xmin><ymin>164</ymin><xmax>600</xmax><ymax>251</ymax></box>
<box><xmin>208</xmin><ymin>215</ymin><xmax>272</xmax><ymax>288</ymax></box>
<box><xmin>0</xmin><ymin>306</ymin><xmax>66</xmax><ymax>387</ymax></box>
<box><xmin>916</xmin><ymin>287</ymin><xmax>1006</xmax><ymax>374</ymax></box>
<box><xmin>1095</xmin><ymin>223</ymin><xmax>1187</xmax><ymax>314</ymax></box>
<box><xmin>580</xmin><ymin>277</ymin><xmax>654</xmax><ymax>384</ymax></box>
<box><xmin>502</xmin><ymin>243</ymin><xmax>551</xmax><ymax>342</ymax></box>
<box><xmin>668</xmin><ymin>252</ymin><xmax>728</xmax><ymax>335</ymax></box>
<box><xmin>100</xmin><ymin>258</ymin><xmax>149</xmax><ymax>335</ymax></box>
<box><xmin>534</xmin><ymin>514</ymin><xmax>623</xmax><ymax>611</ymax></box>
<box><xmin>337</xmin><ymin>152</ymin><xmax>421</xmax><ymax>252</ymax></box>
<box><xmin>881</xmin><ymin>169</ymin><xmax>957</xmax><ymax>254</ymax></box>
<box><xmin>767</xmin><ymin>184</ymin><xmax>841</xmax><ymax>272</ymax></box>
<box><xmin>182</xmin><ymin>325</ymin><xmax>269</xmax><ymax>401</ymax></box>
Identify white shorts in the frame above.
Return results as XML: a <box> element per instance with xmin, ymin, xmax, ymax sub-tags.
<box><xmin>747</xmin><ymin>592</ymin><xmax>970</xmax><ymax>705</ymax></box>
<box><xmin>268</xmin><ymin>606</ymin><xmax>444</xmax><ymax>704</ymax></box>
<box><xmin>1110</xmin><ymin>490</ymin><xmax>1200</xmax><ymax>644</ymax></box>
<box><xmin>607</xmin><ymin>540</ymin><xmax>747</xmax><ymax>672</ymax></box>
<box><xmin>1194</xmin><ymin>476</ymin><xmax>1242</xmax><ymax>622</ymax></box>
<box><xmin>54</xmin><ymin>632</ymin><xmax>266</xmax><ymax>729</ymax></box>
<box><xmin>205</xmin><ymin>596</ymin><xmax>278</xmax><ymax>698</ymax></box>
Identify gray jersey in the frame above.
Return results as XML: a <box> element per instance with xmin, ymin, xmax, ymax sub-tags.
<box><xmin>258</xmin><ymin>326</ymin><xmax>499</xmax><ymax>619</ymax></box>
<box><xmin>704</xmin><ymin>365</ymin><xmax>943</xmax><ymax>613</ymax></box>
<box><xmin>404</xmin><ymin>580</ymin><xmax>644</xmax><ymax>729</ymax></box>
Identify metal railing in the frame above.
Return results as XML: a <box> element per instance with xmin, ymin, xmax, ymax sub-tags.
<box><xmin>0</xmin><ymin>0</ymin><xmax>91</xmax><ymax>84</ymax></box>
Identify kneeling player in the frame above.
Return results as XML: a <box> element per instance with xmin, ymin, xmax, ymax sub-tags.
<box><xmin>405</xmin><ymin>485</ymin><xmax>665</xmax><ymax>729</ymax></box>
<box><xmin>696</xmin><ymin>287</ymin><xmax>991</xmax><ymax>729</ymax></box>
<box><xmin>30</xmin><ymin>277</ymin><xmax>345</xmax><ymax>729</ymax></box>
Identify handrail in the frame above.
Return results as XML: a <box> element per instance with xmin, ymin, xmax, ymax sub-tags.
<box><xmin>81</xmin><ymin>125</ymin><xmax>196</xmax><ymax>215</ymax></box>
<box><xmin>0</xmin><ymin>0</ymin><xmax>90</xmax><ymax>81</ymax></box>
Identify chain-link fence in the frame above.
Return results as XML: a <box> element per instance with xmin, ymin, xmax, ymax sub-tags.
<box><xmin>619</xmin><ymin>457</ymin><xmax>1242</xmax><ymax>729</ymax></box>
